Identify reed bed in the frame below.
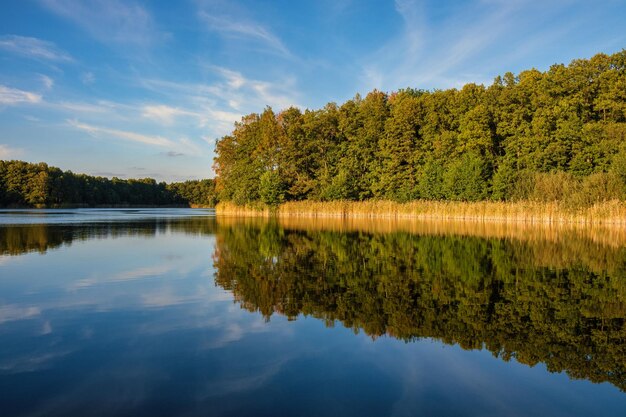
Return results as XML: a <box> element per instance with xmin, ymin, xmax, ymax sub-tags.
<box><xmin>216</xmin><ymin>201</ymin><xmax>272</xmax><ymax>217</ymax></box>
<box><xmin>216</xmin><ymin>200</ymin><xmax>626</xmax><ymax>225</ymax></box>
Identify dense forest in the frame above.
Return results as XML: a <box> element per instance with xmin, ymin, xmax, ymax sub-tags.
<box><xmin>214</xmin><ymin>50</ymin><xmax>626</xmax><ymax>206</ymax></box>
<box><xmin>213</xmin><ymin>220</ymin><xmax>626</xmax><ymax>391</ymax></box>
<box><xmin>0</xmin><ymin>160</ymin><xmax>217</xmax><ymax>207</ymax></box>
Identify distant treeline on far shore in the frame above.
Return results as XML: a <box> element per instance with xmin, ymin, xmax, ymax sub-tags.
<box><xmin>0</xmin><ymin>160</ymin><xmax>217</xmax><ymax>208</ymax></box>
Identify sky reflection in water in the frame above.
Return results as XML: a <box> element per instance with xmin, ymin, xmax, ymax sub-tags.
<box><xmin>0</xmin><ymin>210</ymin><xmax>625</xmax><ymax>417</ymax></box>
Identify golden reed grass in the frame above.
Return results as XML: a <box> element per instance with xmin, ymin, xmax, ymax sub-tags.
<box><xmin>216</xmin><ymin>200</ymin><xmax>626</xmax><ymax>225</ymax></box>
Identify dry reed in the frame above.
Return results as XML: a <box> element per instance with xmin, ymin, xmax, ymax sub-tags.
<box><xmin>216</xmin><ymin>200</ymin><xmax>626</xmax><ymax>225</ymax></box>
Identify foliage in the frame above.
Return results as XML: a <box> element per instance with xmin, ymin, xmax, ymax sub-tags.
<box><xmin>259</xmin><ymin>170</ymin><xmax>285</xmax><ymax>206</ymax></box>
<box><xmin>214</xmin><ymin>50</ymin><xmax>626</xmax><ymax>207</ymax></box>
<box><xmin>0</xmin><ymin>160</ymin><xmax>218</xmax><ymax>207</ymax></box>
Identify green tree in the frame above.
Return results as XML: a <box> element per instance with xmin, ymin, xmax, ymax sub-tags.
<box><xmin>259</xmin><ymin>170</ymin><xmax>285</xmax><ymax>206</ymax></box>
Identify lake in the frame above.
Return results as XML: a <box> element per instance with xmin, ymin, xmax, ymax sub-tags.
<box><xmin>1</xmin><ymin>208</ymin><xmax>625</xmax><ymax>416</ymax></box>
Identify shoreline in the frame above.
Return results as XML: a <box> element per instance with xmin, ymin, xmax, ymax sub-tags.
<box><xmin>0</xmin><ymin>204</ymin><xmax>212</xmax><ymax>209</ymax></box>
<box><xmin>215</xmin><ymin>200</ymin><xmax>626</xmax><ymax>225</ymax></box>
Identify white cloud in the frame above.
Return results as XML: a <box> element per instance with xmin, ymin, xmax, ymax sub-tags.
<box><xmin>141</xmin><ymin>104</ymin><xmax>198</xmax><ymax>125</ymax></box>
<box><xmin>0</xmin><ymin>35</ymin><xmax>73</xmax><ymax>61</ymax></box>
<box><xmin>0</xmin><ymin>144</ymin><xmax>25</xmax><ymax>159</ymax></box>
<box><xmin>140</xmin><ymin>103</ymin><xmax>241</xmax><ymax>133</ymax></box>
<box><xmin>199</xmin><ymin>11</ymin><xmax>290</xmax><ymax>56</ymax></box>
<box><xmin>67</xmin><ymin>119</ymin><xmax>175</xmax><ymax>147</ymax></box>
<box><xmin>40</xmin><ymin>75</ymin><xmax>54</xmax><ymax>90</ymax></box>
<box><xmin>39</xmin><ymin>0</ymin><xmax>157</xmax><ymax>45</ymax></box>
<box><xmin>360</xmin><ymin>0</ymin><xmax>577</xmax><ymax>91</ymax></box>
<box><xmin>177</xmin><ymin>137</ymin><xmax>205</xmax><ymax>155</ymax></box>
<box><xmin>136</xmin><ymin>67</ymin><xmax>297</xmax><ymax>135</ymax></box>
<box><xmin>203</xmin><ymin>66</ymin><xmax>300</xmax><ymax>111</ymax></box>
<box><xmin>219</xmin><ymin>68</ymin><xmax>246</xmax><ymax>89</ymax></box>
<box><xmin>206</xmin><ymin>109</ymin><xmax>241</xmax><ymax>126</ymax></box>
<box><xmin>55</xmin><ymin>101</ymin><xmax>111</xmax><ymax>114</ymax></box>
<box><xmin>0</xmin><ymin>85</ymin><xmax>42</xmax><ymax>106</ymax></box>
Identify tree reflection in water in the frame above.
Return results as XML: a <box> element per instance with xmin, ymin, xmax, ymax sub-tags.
<box><xmin>2</xmin><ymin>216</ymin><xmax>626</xmax><ymax>391</ymax></box>
<box><xmin>213</xmin><ymin>218</ymin><xmax>626</xmax><ymax>391</ymax></box>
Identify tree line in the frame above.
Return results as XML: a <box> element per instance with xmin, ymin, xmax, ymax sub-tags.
<box><xmin>214</xmin><ymin>50</ymin><xmax>626</xmax><ymax>206</ymax></box>
<box><xmin>0</xmin><ymin>160</ymin><xmax>218</xmax><ymax>207</ymax></box>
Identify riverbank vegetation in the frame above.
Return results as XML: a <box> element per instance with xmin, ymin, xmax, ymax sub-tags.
<box><xmin>214</xmin><ymin>51</ymin><xmax>626</xmax><ymax>212</ymax></box>
<box><xmin>0</xmin><ymin>160</ymin><xmax>217</xmax><ymax>207</ymax></box>
<box><xmin>216</xmin><ymin>200</ymin><xmax>626</xmax><ymax>224</ymax></box>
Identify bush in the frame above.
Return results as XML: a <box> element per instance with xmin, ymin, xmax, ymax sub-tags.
<box><xmin>527</xmin><ymin>171</ymin><xmax>579</xmax><ymax>203</ymax></box>
<box><xmin>568</xmin><ymin>172</ymin><xmax>625</xmax><ymax>207</ymax></box>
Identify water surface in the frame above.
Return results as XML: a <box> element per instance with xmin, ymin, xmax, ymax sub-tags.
<box><xmin>1</xmin><ymin>209</ymin><xmax>625</xmax><ymax>416</ymax></box>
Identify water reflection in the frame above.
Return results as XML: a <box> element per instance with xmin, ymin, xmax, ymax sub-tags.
<box><xmin>0</xmin><ymin>217</ymin><xmax>217</xmax><ymax>256</ymax></box>
<box><xmin>1</xmin><ymin>213</ymin><xmax>626</xmax><ymax>416</ymax></box>
<box><xmin>213</xmin><ymin>218</ymin><xmax>626</xmax><ymax>391</ymax></box>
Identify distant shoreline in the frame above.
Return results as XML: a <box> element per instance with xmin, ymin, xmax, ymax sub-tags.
<box><xmin>216</xmin><ymin>200</ymin><xmax>626</xmax><ymax>225</ymax></box>
<box><xmin>0</xmin><ymin>204</ymin><xmax>213</xmax><ymax>209</ymax></box>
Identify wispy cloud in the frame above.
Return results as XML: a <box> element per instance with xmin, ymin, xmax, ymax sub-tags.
<box><xmin>199</xmin><ymin>11</ymin><xmax>289</xmax><ymax>56</ymax></box>
<box><xmin>67</xmin><ymin>119</ymin><xmax>174</xmax><ymax>147</ymax></box>
<box><xmin>0</xmin><ymin>85</ymin><xmax>42</xmax><ymax>106</ymax></box>
<box><xmin>0</xmin><ymin>144</ymin><xmax>25</xmax><ymax>159</ymax></box>
<box><xmin>40</xmin><ymin>75</ymin><xmax>54</xmax><ymax>90</ymax></box>
<box><xmin>55</xmin><ymin>101</ymin><xmax>111</xmax><ymax>114</ymax></box>
<box><xmin>39</xmin><ymin>0</ymin><xmax>157</xmax><ymax>45</ymax></box>
<box><xmin>177</xmin><ymin>137</ymin><xmax>205</xmax><ymax>155</ymax></box>
<box><xmin>81</xmin><ymin>71</ymin><xmax>95</xmax><ymax>85</ymax></box>
<box><xmin>23</xmin><ymin>115</ymin><xmax>41</xmax><ymax>122</ymax></box>
<box><xmin>142</xmin><ymin>104</ymin><xmax>198</xmax><ymax>125</ymax></box>
<box><xmin>136</xmin><ymin>66</ymin><xmax>298</xmax><ymax>134</ymax></box>
<box><xmin>66</xmin><ymin>118</ymin><xmax>209</xmax><ymax>157</ymax></box>
<box><xmin>211</xmin><ymin>66</ymin><xmax>300</xmax><ymax>109</ymax></box>
<box><xmin>360</xmin><ymin>0</ymin><xmax>581</xmax><ymax>90</ymax></box>
<box><xmin>0</xmin><ymin>35</ymin><xmax>73</xmax><ymax>62</ymax></box>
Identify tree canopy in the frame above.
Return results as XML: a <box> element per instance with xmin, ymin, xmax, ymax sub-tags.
<box><xmin>214</xmin><ymin>51</ymin><xmax>626</xmax><ymax>206</ymax></box>
<box><xmin>0</xmin><ymin>160</ymin><xmax>217</xmax><ymax>207</ymax></box>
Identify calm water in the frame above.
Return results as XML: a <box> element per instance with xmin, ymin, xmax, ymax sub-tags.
<box><xmin>1</xmin><ymin>209</ymin><xmax>625</xmax><ymax>416</ymax></box>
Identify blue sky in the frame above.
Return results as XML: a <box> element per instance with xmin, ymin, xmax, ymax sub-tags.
<box><xmin>0</xmin><ymin>0</ymin><xmax>625</xmax><ymax>181</ymax></box>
